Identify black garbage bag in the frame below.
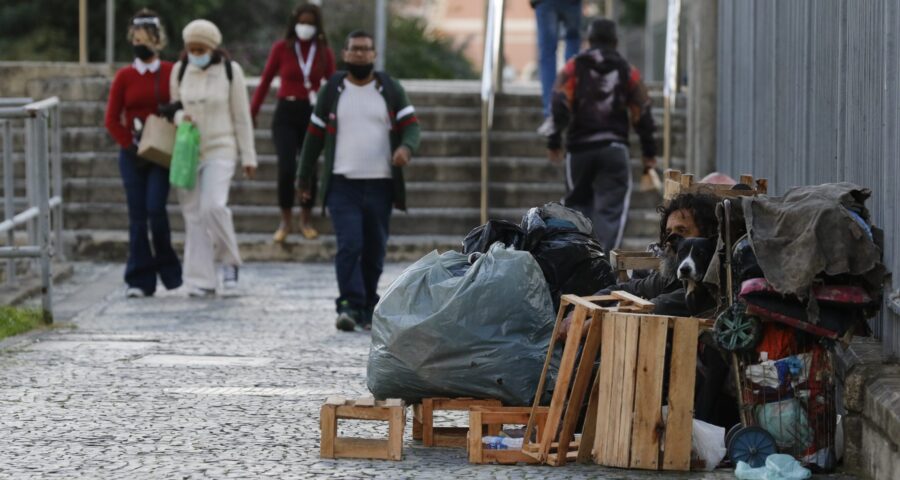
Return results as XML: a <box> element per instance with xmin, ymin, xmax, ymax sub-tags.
<box><xmin>367</xmin><ymin>244</ymin><xmax>556</xmax><ymax>405</ymax></box>
<box><xmin>461</xmin><ymin>219</ymin><xmax>525</xmax><ymax>254</ymax></box>
<box><xmin>521</xmin><ymin>203</ymin><xmax>617</xmax><ymax>304</ymax></box>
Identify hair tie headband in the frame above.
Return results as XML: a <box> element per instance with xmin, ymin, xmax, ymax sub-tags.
<box><xmin>132</xmin><ymin>17</ymin><xmax>161</xmax><ymax>28</ymax></box>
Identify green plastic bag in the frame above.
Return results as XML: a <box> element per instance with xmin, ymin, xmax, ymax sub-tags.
<box><xmin>169</xmin><ymin>121</ymin><xmax>200</xmax><ymax>189</ymax></box>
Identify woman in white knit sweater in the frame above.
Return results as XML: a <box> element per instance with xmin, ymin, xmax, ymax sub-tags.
<box><xmin>170</xmin><ymin>19</ymin><xmax>257</xmax><ymax>297</ymax></box>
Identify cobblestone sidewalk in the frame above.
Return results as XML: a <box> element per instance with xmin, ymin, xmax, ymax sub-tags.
<box><xmin>0</xmin><ymin>263</ymin><xmax>846</xmax><ymax>479</ymax></box>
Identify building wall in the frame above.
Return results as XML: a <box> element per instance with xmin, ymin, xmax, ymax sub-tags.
<box><xmin>717</xmin><ymin>0</ymin><xmax>900</xmax><ymax>358</ymax></box>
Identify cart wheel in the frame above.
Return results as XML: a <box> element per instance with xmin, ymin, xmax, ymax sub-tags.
<box><xmin>725</xmin><ymin>423</ymin><xmax>743</xmax><ymax>448</ymax></box>
<box><xmin>714</xmin><ymin>304</ymin><xmax>761</xmax><ymax>351</ymax></box>
<box><xmin>727</xmin><ymin>426</ymin><xmax>777</xmax><ymax>468</ymax></box>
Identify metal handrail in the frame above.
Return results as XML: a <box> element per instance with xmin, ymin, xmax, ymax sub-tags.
<box><xmin>479</xmin><ymin>0</ymin><xmax>505</xmax><ymax>224</ymax></box>
<box><xmin>0</xmin><ymin>96</ymin><xmax>63</xmax><ymax>322</ymax></box>
<box><xmin>662</xmin><ymin>0</ymin><xmax>682</xmax><ymax>171</ymax></box>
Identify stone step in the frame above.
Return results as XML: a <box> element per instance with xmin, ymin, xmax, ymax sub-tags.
<box><xmin>59</xmin><ymin>177</ymin><xmax>663</xmax><ymax>211</ymax></box>
<box><xmin>63</xmin><ymin>203</ymin><xmax>661</xmax><ymax>238</ymax></box>
<box><xmin>67</xmin><ymin>229</ymin><xmax>657</xmax><ymax>263</ymax></box>
<box><xmin>59</xmin><ymin>100</ymin><xmax>687</xmax><ymax>134</ymax></box>
<box><xmin>8</xmin><ymin>126</ymin><xmax>687</xmax><ymax>159</ymax></box>
<box><xmin>9</xmin><ymin>152</ymin><xmax>684</xmax><ymax>185</ymax></box>
<box><xmin>26</xmin><ymin>76</ymin><xmax>687</xmax><ymax>110</ymax></box>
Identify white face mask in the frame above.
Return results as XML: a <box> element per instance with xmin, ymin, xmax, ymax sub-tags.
<box><xmin>295</xmin><ymin>24</ymin><xmax>316</xmax><ymax>41</ymax></box>
<box><xmin>188</xmin><ymin>52</ymin><xmax>211</xmax><ymax>68</ymax></box>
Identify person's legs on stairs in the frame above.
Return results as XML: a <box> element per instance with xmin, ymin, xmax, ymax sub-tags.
<box><xmin>535</xmin><ymin>0</ymin><xmax>561</xmax><ymax>119</ymax></box>
<box><xmin>146</xmin><ymin>163</ymin><xmax>182</xmax><ymax>290</ymax></box>
<box><xmin>198</xmin><ymin>158</ymin><xmax>242</xmax><ymax>272</ymax></box>
<box><xmin>559</xmin><ymin>0</ymin><xmax>582</xmax><ymax>61</ymax></box>
<box><xmin>177</xmin><ymin>162</ymin><xmax>216</xmax><ymax>291</ymax></box>
<box><xmin>118</xmin><ymin>148</ymin><xmax>157</xmax><ymax>295</ymax></box>
<box><xmin>591</xmin><ymin>143</ymin><xmax>631</xmax><ymax>252</ymax></box>
<box><xmin>562</xmin><ymin>148</ymin><xmax>600</xmax><ymax>229</ymax></box>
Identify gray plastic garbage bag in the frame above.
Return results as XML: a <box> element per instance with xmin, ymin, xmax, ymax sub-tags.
<box><xmin>366</xmin><ymin>243</ymin><xmax>556</xmax><ymax>406</ymax></box>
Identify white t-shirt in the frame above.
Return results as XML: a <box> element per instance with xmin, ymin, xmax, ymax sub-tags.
<box><xmin>333</xmin><ymin>79</ymin><xmax>392</xmax><ymax>179</ymax></box>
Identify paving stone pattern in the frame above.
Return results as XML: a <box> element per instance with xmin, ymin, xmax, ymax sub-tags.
<box><xmin>0</xmin><ymin>263</ymin><xmax>770</xmax><ymax>478</ymax></box>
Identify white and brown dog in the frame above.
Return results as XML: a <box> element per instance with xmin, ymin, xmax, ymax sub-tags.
<box><xmin>667</xmin><ymin>236</ymin><xmax>716</xmax><ymax>315</ymax></box>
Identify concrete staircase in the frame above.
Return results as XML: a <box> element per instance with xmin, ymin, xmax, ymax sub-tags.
<box><xmin>13</xmin><ymin>77</ymin><xmax>685</xmax><ymax>261</ymax></box>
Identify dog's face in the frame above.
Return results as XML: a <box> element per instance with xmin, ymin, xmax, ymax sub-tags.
<box><xmin>674</xmin><ymin>237</ymin><xmax>715</xmax><ymax>286</ymax></box>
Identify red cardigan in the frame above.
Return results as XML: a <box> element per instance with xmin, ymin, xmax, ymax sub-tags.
<box><xmin>250</xmin><ymin>39</ymin><xmax>336</xmax><ymax>119</ymax></box>
<box><xmin>104</xmin><ymin>61</ymin><xmax>173</xmax><ymax>148</ymax></box>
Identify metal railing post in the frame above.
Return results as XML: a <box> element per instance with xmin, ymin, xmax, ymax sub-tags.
<box><xmin>51</xmin><ymin>106</ymin><xmax>64</xmax><ymax>260</ymax></box>
<box><xmin>34</xmin><ymin>112</ymin><xmax>53</xmax><ymax>323</ymax></box>
<box><xmin>480</xmin><ymin>0</ymin><xmax>505</xmax><ymax>224</ymax></box>
<box><xmin>662</xmin><ymin>0</ymin><xmax>682</xmax><ymax>171</ymax></box>
<box><xmin>25</xmin><ymin>115</ymin><xmax>36</xmax><ymax>248</ymax></box>
<box><xmin>2</xmin><ymin>120</ymin><xmax>14</xmax><ymax>286</ymax></box>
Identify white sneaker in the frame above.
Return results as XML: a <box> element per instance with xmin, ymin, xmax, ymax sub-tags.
<box><xmin>222</xmin><ymin>265</ymin><xmax>239</xmax><ymax>290</ymax></box>
<box><xmin>125</xmin><ymin>287</ymin><xmax>146</xmax><ymax>298</ymax></box>
<box><xmin>536</xmin><ymin>116</ymin><xmax>555</xmax><ymax>136</ymax></box>
<box><xmin>187</xmin><ymin>287</ymin><xmax>216</xmax><ymax>298</ymax></box>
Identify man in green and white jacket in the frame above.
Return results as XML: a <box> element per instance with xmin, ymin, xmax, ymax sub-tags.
<box><xmin>297</xmin><ymin>30</ymin><xmax>421</xmax><ymax>332</ymax></box>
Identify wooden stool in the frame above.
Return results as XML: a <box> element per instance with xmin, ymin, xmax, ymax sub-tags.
<box><xmin>320</xmin><ymin>396</ymin><xmax>406</xmax><ymax>461</ymax></box>
<box><xmin>467</xmin><ymin>406</ymin><xmax>549</xmax><ymax>465</ymax></box>
<box><xmin>412</xmin><ymin>397</ymin><xmax>502</xmax><ymax>447</ymax></box>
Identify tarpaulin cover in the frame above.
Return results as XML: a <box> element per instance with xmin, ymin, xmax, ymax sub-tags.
<box><xmin>366</xmin><ymin>243</ymin><xmax>556</xmax><ymax>405</ymax></box>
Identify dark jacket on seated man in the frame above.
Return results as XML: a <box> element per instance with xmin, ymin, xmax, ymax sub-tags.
<box><xmin>597</xmin><ymin>270</ymin><xmax>690</xmax><ymax>316</ymax></box>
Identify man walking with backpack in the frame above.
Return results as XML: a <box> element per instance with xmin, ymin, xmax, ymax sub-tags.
<box><xmin>546</xmin><ymin>18</ymin><xmax>657</xmax><ymax>253</ymax></box>
<box><xmin>297</xmin><ymin>30</ymin><xmax>420</xmax><ymax>332</ymax></box>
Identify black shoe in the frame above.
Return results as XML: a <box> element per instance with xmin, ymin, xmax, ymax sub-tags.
<box><xmin>335</xmin><ymin>300</ymin><xmax>361</xmax><ymax>332</ymax></box>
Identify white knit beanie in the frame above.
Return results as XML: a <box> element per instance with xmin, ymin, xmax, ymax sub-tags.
<box><xmin>182</xmin><ymin>19</ymin><xmax>222</xmax><ymax>49</ymax></box>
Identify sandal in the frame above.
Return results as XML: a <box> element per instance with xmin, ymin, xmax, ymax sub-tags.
<box><xmin>273</xmin><ymin>226</ymin><xmax>290</xmax><ymax>243</ymax></box>
<box><xmin>300</xmin><ymin>225</ymin><xmax>319</xmax><ymax>240</ymax></box>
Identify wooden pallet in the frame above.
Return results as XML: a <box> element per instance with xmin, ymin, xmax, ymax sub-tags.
<box><xmin>320</xmin><ymin>396</ymin><xmax>406</xmax><ymax>461</ymax></box>
<box><xmin>593</xmin><ymin>312</ymin><xmax>699</xmax><ymax>471</ymax></box>
<box><xmin>521</xmin><ymin>294</ymin><xmax>651</xmax><ymax>467</ymax></box>
<box><xmin>610</xmin><ymin>250</ymin><xmax>663</xmax><ymax>283</ymax></box>
<box><xmin>663</xmin><ymin>169</ymin><xmax>768</xmax><ymax>202</ymax></box>
<box><xmin>467</xmin><ymin>406</ymin><xmax>549</xmax><ymax>465</ymax></box>
<box><xmin>412</xmin><ymin>397</ymin><xmax>502</xmax><ymax>448</ymax></box>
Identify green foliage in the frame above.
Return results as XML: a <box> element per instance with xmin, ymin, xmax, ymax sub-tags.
<box><xmin>0</xmin><ymin>306</ymin><xmax>43</xmax><ymax>340</ymax></box>
<box><xmin>619</xmin><ymin>0</ymin><xmax>648</xmax><ymax>27</ymax></box>
<box><xmin>0</xmin><ymin>0</ymin><xmax>475</xmax><ymax>78</ymax></box>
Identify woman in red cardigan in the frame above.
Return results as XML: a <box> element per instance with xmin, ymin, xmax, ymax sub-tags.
<box><xmin>104</xmin><ymin>9</ymin><xmax>182</xmax><ymax>298</ymax></box>
<box><xmin>251</xmin><ymin>3</ymin><xmax>336</xmax><ymax>243</ymax></box>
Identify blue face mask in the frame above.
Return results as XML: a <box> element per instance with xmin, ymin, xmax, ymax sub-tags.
<box><xmin>188</xmin><ymin>52</ymin><xmax>211</xmax><ymax>68</ymax></box>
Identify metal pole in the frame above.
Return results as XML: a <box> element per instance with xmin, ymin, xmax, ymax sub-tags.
<box><xmin>662</xmin><ymin>0</ymin><xmax>682</xmax><ymax>171</ymax></box>
<box><xmin>79</xmin><ymin>0</ymin><xmax>88</xmax><ymax>64</ymax></box>
<box><xmin>34</xmin><ymin>113</ymin><xmax>53</xmax><ymax>323</ymax></box>
<box><xmin>51</xmin><ymin>107</ymin><xmax>64</xmax><ymax>260</ymax></box>
<box><xmin>25</xmin><ymin>114</ymin><xmax>36</xmax><ymax>249</ymax></box>
<box><xmin>2</xmin><ymin>121</ymin><xmax>15</xmax><ymax>286</ymax></box>
<box><xmin>375</xmin><ymin>0</ymin><xmax>387</xmax><ymax>71</ymax></box>
<box><xmin>106</xmin><ymin>0</ymin><xmax>115</xmax><ymax>67</ymax></box>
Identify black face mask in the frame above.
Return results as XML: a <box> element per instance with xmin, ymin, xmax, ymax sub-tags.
<box><xmin>133</xmin><ymin>44</ymin><xmax>155</xmax><ymax>61</ymax></box>
<box><xmin>346</xmin><ymin>62</ymin><xmax>374</xmax><ymax>80</ymax></box>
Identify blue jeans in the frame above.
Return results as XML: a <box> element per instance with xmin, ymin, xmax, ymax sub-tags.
<box><xmin>536</xmin><ymin>0</ymin><xmax>582</xmax><ymax>117</ymax></box>
<box><xmin>326</xmin><ymin>176</ymin><xmax>393</xmax><ymax>313</ymax></box>
<box><xmin>118</xmin><ymin>149</ymin><xmax>182</xmax><ymax>294</ymax></box>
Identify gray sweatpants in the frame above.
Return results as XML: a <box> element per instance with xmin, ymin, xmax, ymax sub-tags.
<box><xmin>562</xmin><ymin>143</ymin><xmax>632</xmax><ymax>252</ymax></box>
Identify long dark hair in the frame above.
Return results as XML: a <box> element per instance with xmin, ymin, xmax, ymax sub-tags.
<box><xmin>284</xmin><ymin>3</ymin><xmax>328</xmax><ymax>47</ymax></box>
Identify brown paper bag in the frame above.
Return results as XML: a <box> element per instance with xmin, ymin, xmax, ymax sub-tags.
<box><xmin>639</xmin><ymin>168</ymin><xmax>662</xmax><ymax>192</ymax></box>
<box><xmin>137</xmin><ymin>114</ymin><xmax>176</xmax><ymax>168</ymax></box>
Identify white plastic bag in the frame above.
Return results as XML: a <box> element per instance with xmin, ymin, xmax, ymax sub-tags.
<box><xmin>691</xmin><ymin>418</ymin><xmax>727</xmax><ymax>471</ymax></box>
<box><xmin>734</xmin><ymin>454</ymin><xmax>811</xmax><ymax>480</ymax></box>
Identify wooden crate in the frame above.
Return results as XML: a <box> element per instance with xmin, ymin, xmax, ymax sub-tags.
<box><xmin>592</xmin><ymin>312</ymin><xmax>700</xmax><ymax>471</ymax></box>
<box><xmin>467</xmin><ymin>406</ymin><xmax>549</xmax><ymax>465</ymax></box>
<box><xmin>320</xmin><ymin>396</ymin><xmax>406</xmax><ymax>461</ymax></box>
<box><xmin>610</xmin><ymin>250</ymin><xmax>662</xmax><ymax>283</ymax></box>
<box><xmin>412</xmin><ymin>397</ymin><xmax>502</xmax><ymax>448</ymax></box>
<box><xmin>521</xmin><ymin>293</ymin><xmax>654</xmax><ymax>467</ymax></box>
<box><xmin>663</xmin><ymin>169</ymin><xmax>768</xmax><ymax>202</ymax></box>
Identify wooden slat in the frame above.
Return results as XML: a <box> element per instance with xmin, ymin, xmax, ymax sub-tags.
<box><xmin>581</xmin><ymin>295</ymin><xmax>618</xmax><ymax>303</ymax></box>
<box><xmin>593</xmin><ymin>310</ymin><xmax>618</xmax><ymax>464</ymax></box>
<box><xmin>560</xmin><ymin>294</ymin><xmax>608</xmax><ymax>312</ymax></box>
<box><xmin>629</xmin><ymin>315</ymin><xmax>669</xmax><ymax>470</ymax></box>
<box><xmin>335</xmin><ymin>405</ymin><xmax>391</xmax><ymax>421</ymax></box>
<box><xmin>522</xmin><ymin>297</ymin><xmax>569</xmax><ymax>446</ymax></box>
<box><xmin>422</xmin><ymin>398</ymin><xmax>435</xmax><ymax>447</ymax></box>
<box><xmin>756</xmin><ymin>178</ymin><xmax>768</xmax><ymax>194</ymax></box>
<box><xmin>412</xmin><ymin>404</ymin><xmax>423</xmax><ymax>440</ymax></box>
<box><xmin>468</xmin><ymin>410</ymin><xmax>483</xmax><ymax>464</ymax></box>
<box><xmin>382</xmin><ymin>398</ymin><xmax>403</xmax><ymax>407</ymax></box>
<box><xmin>536</xmin><ymin>305</ymin><xmax>588</xmax><ymax>461</ymax></box>
<box><xmin>324</xmin><ymin>396</ymin><xmax>346</xmax><ymax>406</ymax></box>
<box><xmin>355</xmin><ymin>396</ymin><xmax>375</xmax><ymax>407</ymax></box>
<box><xmin>334</xmin><ymin>438</ymin><xmax>389</xmax><ymax>460</ymax></box>
<box><xmin>603</xmin><ymin>314</ymin><xmax>627</xmax><ymax>466</ymax></box>
<box><xmin>614</xmin><ymin>314</ymin><xmax>641</xmax><ymax>467</ymax></box>
<box><xmin>617</xmin><ymin>256</ymin><xmax>662</xmax><ymax>271</ymax></box>
<box><xmin>387</xmin><ymin>405</ymin><xmax>405</xmax><ymax>460</ymax></box>
<box><xmin>739</xmin><ymin>174</ymin><xmax>754</xmax><ymax>185</ymax></box>
<box><xmin>662</xmin><ymin>317</ymin><xmax>700</xmax><ymax>471</ymax></box>
<box><xmin>611</xmin><ymin>291</ymin><xmax>655</xmax><ymax>311</ymax></box>
<box><xmin>554</xmin><ymin>309</ymin><xmax>604</xmax><ymax>466</ymax></box>
<box><xmin>431</xmin><ymin>398</ymin><xmax>500</xmax><ymax>410</ymax></box>
<box><xmin>320</xmin><ymin>405</ymin><xmax>336</xmax><ymax>458</ymax></box>
<box><xmin>577</xmin><ymin>368</ymin><xmax>601</xmax><ymax>464</ymax></box>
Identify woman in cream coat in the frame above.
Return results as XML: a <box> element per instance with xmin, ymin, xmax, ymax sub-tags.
<box><xmin>170</xmin><ymin>19</ymin><xmax>256</xmax><ymax>296</ymax></box>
